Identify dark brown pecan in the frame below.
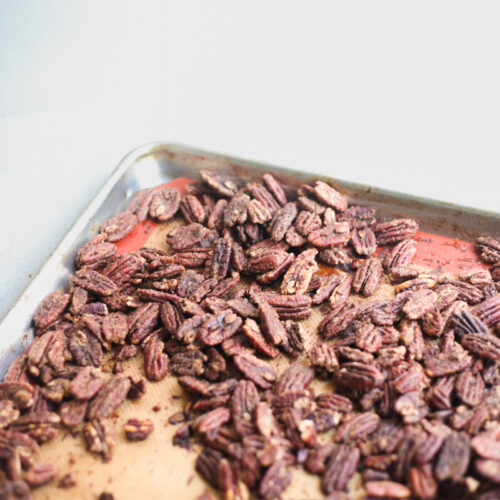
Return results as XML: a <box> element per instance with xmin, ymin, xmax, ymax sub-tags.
<box><xmin>149</xmin><ymin>187</ymin><xmax>180</xmax><ymax>221</ymax></box>
<box><xmin>461</xmin><ymin>332</ymin><xmax>500</xmax><ymax>361</ymax></box>
<box><xmin>100</xmin><ymin>212</ymin><xmax>137</xmax><ymax>242</ymax></box>
<box><xmin>60</xmin><ymin>399</ymin><xmax>87</xmax><ymax>427</ymax></box>
<box><xmin>208</xmin><ymin>237</ymin><xmax>232</xmax><ymax>279</ymax></box>
<box><xmin>312</xmin><ymin>274</ymin><xmax>341</xmax><ymax>305</ymax></box>
<box><xmin>227</xmin><ymin>298</ymin><xmax>258</xmax><ymax>319</ymax></box>
<box><xmin>128</xmin><ymin>303</ymin><xmax>160</xmax><ymax>344</ymax></box>
<box><xmin>275</xmin><ymin>363</ymin><xmax>314</xmax><ymax>395</ymax></box>
<box><xmin>375</xmin><ymin>218</ymin><xmax>419</xmax><ymax>245</ymax></box>
<box><xmin>33</xmin><ymin>290</ymin><xmax>70</xmax><ymax>330</ymax></box>
<box><xmin>319</xmin><ymin>248</ymin><xmax>352</xmax><ymax>267</ymax></box>
<box><xmin>427</xmin><ymin>376</ymin><xmax>455</xmax><ymax>410</ymax></box>
<box><xmin>336</xmin><ymin>412</ymin><xmax>380</xmax><ymax>442</ymax></box>
<box><xmin>308</xmin><ymin>222</ymin><xmax>351</xmax><ymax>248</ymax></box>
<box><xmin>424</xmin><ymin>342</ymin><xmax>472</xmax><ymax>377</ymax></box>
<box><xmin>355</xmin><ymin>322</ymin><xmax>382</xmax><ymax>354</ymax></box>
<box><xmin>320</xmin><ymin>302</ymin><xmax>359</xmax><ymax>338</ymax></box>
<box><xmin>248</xmin><ymin>182</ymin><xmax>281</xmax><ymax>215</ymax></box>
<box><xmin>295</xmin><ymin>210</ymin><xmax>322</xmax><ymax>236</ymax></box>
<box><xmin>402</xmin><ymin>289</ymin><xmax>438</xmax><ymax>320</ymax></box>
<box><xmin>199</xmin><ymin>310</ymin><xmax>242</xmax><ymax>346</ymax></box>
<box><xmin>329</xmin><ymin>274</ymin><xmax>352</xmax><ymax>306</ymax></box>
<box><xmin>68</xmin><ymin>330</ymin><xmax>102</xmax><ymax>367</ymax></box>
<box><xmin>336</xmin><ymin>205</ymin><xmax>376</xmax><ymax>229</ymax></box>
<box><xmin>224</xmin><ymin>190</ymin><xmax>250</xmax><ymax>227</ymax></box>
<box><xmin>196</xmin><ymin>447</ymin><xmax>223</xmax><ymax>487</ymax></box>
<box><xmin>310</xmin><ymin>342</ymin><xmax>339</xmax><ymax>372</ymax></box>
<box><xmin>200</xmin><ymin>170</ymin><xmax>241</xmax><ymax>197</ymax></box>
<box><xmin>234</xmin><ymin>352</ymin><xmax>277</xmax><ymax>389</ymax></box>
<box><xmin>352</xmin><ymin>258</ymin><xmax>383</xmax><ymax>297</ymax></box>
<box><xmin>242</xmin><ymin>318</ymin><xmax>279</xmax><ymax>358</ymax></box>
<box><xmin>312</xmin><ymin>181</ymin><xmax>347</xmax><ymax>211</ymax></box>
<box><xmin>435</xmin><ymin>431</ymin><xmax>470</xmax><ymax>481</ymax></box>
<box><xmin>195</xmin><ymin>408</ymin><xmax>231</xmax><ymax>434</ymax></box>
<box><xmin>206</xmin><ymin>198</ymin><xmax>228</xmax><ymax>232</ymax></box>
<box><xmin>352</xmin><ymin>227</ymin><xmax>377</xmax><ymax>256</ymax></box>
<box><xmin>322</xmin><ymin>444</ymin><xmax>360</xmax><ymax>494</ymax></box>
<box><xmin>10</xmin><ymin>412</ymin><xmax>60</xmax><ymax>443</ymax></box>
<box><xmin>0</xmin><ymin>480</ymin><xmax>32</xmax><ymax>499</ymax></box>
<box><xmin>76</xmin><ymin>236</ymin><xmax>117</xmax><ymax>269</ymax></box>
<box><xmin>440</xmin><ymin>279</ymin><xmax>484</xmax><ymax>304</ymax></box>
<box><xmin>491</xmin><ymin>261</ymin><xmax>500</xmax><ymax>281</ymax></box>
<box><xmin>473</xmin><ymin>295</ymin><xmax>500</xmax><ymax>325</ymax></box>
<box><xmin>384</xmin><ymin>238</ymin><xmax>417</xmax><ymax>269</ymax></box>
<box><xmin>127</xmin><ymin>187</ymin><xmax>155</xmax><ymax>222</ymax></box>
<box><xmin>87</xmin><ymin>375</ymin><xmax>131</xmax><ymax>419</ymax></box>
<box><xmin>256</xmin><ymin>299</ymin><xmax>287</xmax><ymax>345</ymax></box>
<box><xmin>171</xmin><ymin>351</ymin><xmax>207</xmax><ymax>376</ymax></box>
<box><xmin>247</xmin><ymin>248</ymin><xmax>290</xmax><ymax>274</ymax></box>
<box><xmin>83</xmin><ymin>418</ymin><xmax>116</xmax><ymax>461</ymax></box>
<box><xmin>477</xmin><ymin>236</ymin><xmax>500</xmax><ymax>263</ymax></box>
<box><xmin>268</xmin><ymin>294</ymin><xmax>312</xmax><ymax>319</ymax></box>
<box><xmin>338</xmin><ymin>346</ymin><xmax>374</xmax><ymax>364</ymax></box>
<box><xmin>269</xmin><ymin>202</ymin><xmax>298</xmax><ymax>241</ymax></box>
<box><xmin>364</xmin><ymin>481</ymin><xmax>411</xmax><ymax>498</ymax></box>
<box><xmin>263</xmin><ymin>173</ymin><xmax>287</xmax><ymax>205</ymax></box>
<box><xmin>281</xmin><ymin>248</ymin><xmax>318</xmax><ymax>295</ymax></box>
<box><xmin>70</xmin><ymin>287</ymin><xmax>89</xmax><ymax>315</ymax></box>
<box><xmin>256</xmin><ymin>253</ymin><xmax>294</xmax><ymax>285</ymax></box>
<box><xmin>0</xmin><ymin>400</ymin><xmax>19</xmax><ymax>429</ymax></box>
<box><xmin>248</xmin><ymin>199</ymin><xmax>271</xmax><ymax>224</ymax></box>
<box><xmin>0</xmin><ymin>382</ymin><xmax>34</xmax><ymax>410</ymax></box>
<box><xmin>455</xmin><ymin>369</ymin><xmax>484</xmax><ymax>406</ymax></box>
<box><xmin>281</xmin><ymin>320</ymin><xmax>306</xmax><ymax>357</ymax></box>
<box><xmin>71</xmin><ymin>269</ymin><xmax>117</xmax><ymax>297</ymax></box>
<box><xmin>259</xmin><ymin>460</ymin><xmax>292</xmax><ymax>499</ymax></box>
<box><xmin>123</xmin><ymin>418</ymin><xmax>154</xmax><ymax>441</ymax></box>
<box><xmin>25</xmin><ymin>463</ymin><xmax>58</xmax><ymax>487</ymax></box>
<box><xmin>180</xmin><ymin>195</ymin><xmax>205</xmax><ymax>224</ymax></box>
<box><xmin>167</xmin><ymin>223</ymin><xmax>217</xmax><ymax>251</ymax></box>
<box><xmin>231</xmin><ymin>380</ymin><xmax>260</xmax><ymax>436</ymax></box>
<box><xmin>101</xmin><ymin>312</ymin><xmax>128</xmax><ymax>345</ymax></box>
<box><xmin>335</xmin><ymin>362</ymin><xmax>385</xmax><ymax>391</ymax></box>
<box><xmin>143</xmin><ymin>335</ymin><xmax>169</xmax><ymax>381</ymax></box>
<box><xmin>305</xmin><ymin>444</ymin><xmax>336</xmax><ymax>474</ymax></box>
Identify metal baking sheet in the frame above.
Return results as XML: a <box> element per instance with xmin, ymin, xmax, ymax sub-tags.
<box><xmin>1</xmin><ymin>141</ymin><xmax>499</xmax><ymax>376</ymax></box>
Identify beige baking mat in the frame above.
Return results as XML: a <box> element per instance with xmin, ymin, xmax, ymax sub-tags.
<box><xmin>32</xmin><ymin>218</ymin><xmax>396</xmax><ymax>500</ymax></box>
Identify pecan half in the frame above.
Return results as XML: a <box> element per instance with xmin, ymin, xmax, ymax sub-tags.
<box><xmin>149</xmin><ymin>187</ymin><xmax>180</xmax><ymax>221</ymax></box>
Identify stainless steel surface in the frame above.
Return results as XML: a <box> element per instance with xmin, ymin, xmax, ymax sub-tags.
<box><xmin>1</xmin><ymin>142</ymin><xmax>499</xmax><ymax>377</ymax></box>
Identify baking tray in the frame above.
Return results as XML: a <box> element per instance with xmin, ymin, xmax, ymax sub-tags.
<box><xmin>1</xmin><ymin>141</ymin><xmax>499</xmax><ymax>377</ymax></box>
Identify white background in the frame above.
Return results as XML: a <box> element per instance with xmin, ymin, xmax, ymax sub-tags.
<box><xmin>0</xmin><ymin>0</ymin><xmax>499</xmax><ymax>317</ymax></box>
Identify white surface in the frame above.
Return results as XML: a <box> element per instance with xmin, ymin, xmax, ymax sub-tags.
<box><xmin>1</xmin><ymin>1</ymin><xmax>499</xmax><ymax>318</ymax></box>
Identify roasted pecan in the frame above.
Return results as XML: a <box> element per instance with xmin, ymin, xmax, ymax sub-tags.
<box><xmin>101</xmin><ymin>312</ymin><xmax>128</xmax><ymax>345</ymax></box>
<box><xmin>295</xmin><ymin>210</ymin><xmax>322</xmax><ymax>236</ymax></box>
<box><xmin>319</xmin><ymin>248</ymin><xmax>352</xmax><ymax>267</ymax></box>
<box><xmin>33</xmin><ymin>290</ymin><xmax>70</xmax><ymax>330</ymax></box>
<box><xmin>461</xmin><ymin>332</ymin><xmax>500</xmax><ymax>361</ymax></box>
<box><xmin>143</xmin><ymin>335</ymin><xmax>169</xmax><ymax>381</ymax></box>
<box><xmin>83</xmin><ymin>418</ymin><xmax>116</xmax><ymax>462</ymax></box>
<box><xmin>311</xmin><ymin>181</ymin><xmax>347</xmax><ymax>211</ymax></box>
<box><xmin>100</xmin><ymin>212</ymin><xmax>137</xmax><ymax>242</ymax></box>
<box><xmin>322</xmin><ymin>444</ymin><xmax>360</xmax><ymax>494</ymax></box>
<box><xmin>180</xmin><ymin>195</ymin><xmax>205</xmax><ymax>224</ymax></box>
<box><xmin>10</xmin><ymin>412</ymin><xmax>60</xmax><ymax>443</ymax></box>
<box><xmin>208</xmin><ymin>237</ymin><xmax>232</xmax><ymax>279</ymax></box>
<box><xmin>335</xmin><ymin>362</ymin><xmax>385</xmax><ymax>391</ymax></box>
<box><xmin>234</xmin><ymin>352</ymin><xmax>277</xmax><ymax>389</ymax></box>
<box><xmin>256</xmin><ymin>299</ymin><xmax>287</xmax><ymax>346</ymax></box>
<box><xmin>375</xmin><ymin>218</ymin><xmax>419</xmax><ymax>245</ymax></box>
<box><xmin>149</xmin><ymin>187</ymin><xmax>180</xmax><ymax>221</ymax></box>
<box><xmin>248</xmin><ymin>199</ymin><xmax>271</xmax><ymax>224</ymax></box>
<box><xmin>312</xmin><ymin>274</ymin><xmax>342</xmax><ymax>305</ymax></box>
<box><xmin>435</xmin><ymin>431</ymin><xmax>470</xmax><ymax>481</ymax></box>
<box><xmin>224</xmin><ymin>190</ymin><xmax>250</xmax><ymax>227</ymax></box>
<box><xmin>25</xmin><ymin>463</ymin><xmax>58</xmax><ymax>488</ymax></box>
<box><xmin>127</xmin><ymin>187</ymin><xmax>155</xmax><ymax>222</ymax></box>
<box><xmin>308</xmin><ymin>222</ymin><xmax>351</xmax><ymax>248</ymax></box>
<box><xmin>384</xmin><ymin>238</ymin><xmax>417</xmax><ymax>269</ymax></box>
<box><xmin>281</xmin><ymin>248</ymin><xmax>318</xmax><ymax>295</ymax></box>
<box><xmin>167</xmin><ymin>223</ymin><xmax>217</xmax><ymax>251</ymax></box>
<box><xmin>352</xmin><ymin>258</ymin><xmax>383</xmax><ymax>297</ymax></box>
<box><xmin>71</xmin><ymin>269</ymin><xmax>117</xmax><ymax>297</ymax></box>
<box><xmin>123</xmin><ymin>418</ymin><xmax>154</xmax><ymax>441</ymax></box>
<box><xmin>352</xmin><ymin>227</ymin><xmax>377</xmax><ymax>256</ymax></box>
<box><xmin>281</xmin><ymin>320</ymin><xmax>306</xmax><ymax>357</ymax></box>
<box><xmin>0</xmin><ymin>400</ymin><xmax>19</xmax><ymax>429</ymax></box>
<box><xmin>455</xmin><ymin>369</ymin><xmax>484</xmax><ymax>406</ymax></box>
<box><xmin>76</xmin><ymin>236</ymin><xmax>117</xmax><ymax>269</ymax></box>
<box><xmin>242</xmin><ymin>319</ymin><xmax>279</xmax><ymax>358</ymax></box>
<box><xmin>473</xmin><ymin>295</ymin><xmax>500</xmax><ymax>325</ymax></box>
<box><xmin>310</xmin><ymin>342</ymin><xmax>339</xmax><ymax>372</ymax></box>
<box><xmin>275</xmin><ymin>363</ymin><xmax>314</xmax><ymax>396</ymax></box>
<box><xmin>68</xmin><ymin>330</ymin><xmax>103</xmax><ymax>367</ymax></box>
<box><xmin>320</xmin><ymin>302</ymin><xmax>359</xmax><ymax>338</ymax></box>
<box><xmin>171</xmin><ymin>351</ymin><xmax>207</xmax><ymax>377</ymax></box>
<box><xmin>87</xmin><ymin>375</ymin><xmax>131</xmax><ymax>419</ymax></box>
<box><xmin>259</xmin><ymin>460</ymin><xmax>291</xmax><ymax>500</ymax></box>
<box><xmin>263</xmin><ymin>173</ymin><xmax>287</xmax><ymax>205</ymax></box>
<box><xmin>364</xmin><ymin>481</ymin><xmax>411</xmax><ymax>499</ymax></box>
<box><xmin>477</xmin><ymin>236</ymin><xmax>500</xmax><ymax>263</ymax></box>
<box><xmin>231</xmin><ymin>380</ymin><xmax>259</xmax><ymax>436</ymax></box>
<box><xmin>128</xmin><ymin>303</ymin><xmax>160</xmax><ymax>344</ymax></box>
<box><xmin>248</xmin><ymin>183</ymin><xmax>281</xmax><ymax>215</ymax></box>
<box><xmin>269</xmin><ymin>202</ymin><xmax>298</xmax><ymax>242</ymax></box>
<box><xmin>198</xmin><ymin>310</ymin><xmax>242</xmax><ymax>346</ymax></box>
<box><xmin>0</xmin><ymin>382</ymin><xmax>34</xmax><ymax>410</ymax></box>
<box><xmin>60</xmin><ymin>399</ymin><xmax>87</xmax><ymax>427</ymax></box>
<box><xmin>200</xmin><ymin>170</ymin><xmax>241</xmax><ymax>197</ymax></box>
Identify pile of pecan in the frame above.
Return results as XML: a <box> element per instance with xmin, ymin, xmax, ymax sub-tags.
<box><xmin>1</xmin><ymin>169</ymin><xmax>500</xmax><ymax>500</ymax></box>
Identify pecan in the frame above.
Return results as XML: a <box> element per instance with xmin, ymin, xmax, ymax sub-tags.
<box><xmin>310</xmin><ymin>342</ymin><xmax>339</xmax><ymax>372</ymax></box>
<box><xmin>0</xmin><ymin>382</ymin><xmax>34</xmax><ymax>410</ymax></box>
<box><xmin>224</xmin><ymin>190</ymin><xmax>250</xmax><ymax>227</ymax></box>
<box><xmin>259</xmin><ymin>461</ymin><xmax>292</xmax><ymax>500</ymax></box>
<box><xmin>473</xmin><ymin>295</ymin><xmax>500</xmax><ymax>325</ymax></box>
<box><xmin>256</xmin><ymin>299</ymin><xmax>287</xmax><ymax>345</ymax></box>
<box><xmin>248</xmin><ymin>183</ymin><xmax>281</xmax><ymax>215</ymax></box>
<box><xmin>171</xmin><ymin>351</ymin><xmax>207</xmax><ymax>377</ymax></box>
<box><xmin>352</xmin><ymin>227</ymin><xmax>377</xmax><ymax>256</ymax></box>
<box><xmin>40</xmin><ymin>378</ymin><xmax>69</xmax><ymax>403</ymax></box>
<box><xmin>329</xmin><ymin>274</ymin><xmax>352</xmax><ymax>306</ymax></box>
<box><xmin>364</xmin><ymin>481</ymin><xmax>411</xmax><ymax>498</ymax></box>
<box><xmin>127</xmin><ymin>187</ymin><xmax>155</xmax><ymax>222</ymax></box>
<box><xmin>311</xmin><ymin>181</ymin><xmax>347</xmax><ymax>211</ymax></box>
<box><xmin>308</xmin><ymin>222</ymin><xmax>351</xmax><ymax>248</ymax></box>
<box><xmin>60</xmin><ymin>399</ymin><xmax>87</xmax><ymax>427</ymax></box>
<box><xmin>295</xmin><ymin>210</ymin><xmax>322</xmax><ymax>236</ymax></box>
<box><xmin>336</xmin><ymin>412</ymin><xmax>380</xmax><ymax>442</ymax></box>
<box><xmin>180</xmin><ymin>195</ymin><xmax>205</xmax><ymax>224</ymax></box>
<box><xmin>167</xmin><ymin>223</ymin><xmax>217</xmax><ymax>251</ymax></box>
<box><xmin>149</xmin><ymin>187</ymin><xmax>180</xmax><ymax>221</ymax></box>
<box><xmin>312</xmin><ymin>274</ymin><xmax>342</xmax><ymax>305</ymax></box>
<box><xmin>208</xmin><ymin>237</ymin><xmax>232</xmax><ymax>279</ymax></box>
<box><xmin>267</xmin><ymin>294</ymin><xmax>312</xmax><ymax>319</ymax></box>
<box><xmin>231</xmin><ymin>380</ymin><xmax>259</xmax><ymax>436</ymax></box>
<box><xmin>275</xmin><ymin>363</ymin><xmax>314</xmax><ymax>395</ymax></box>
<box><xmin>281</xmin><ymin>248</ymin><xmax>318</xmax><ymax>295</ymax></box>
<box><xmin>242</xmin><ymin>319</ymin><xmax>279</xmax><ymax>358</ymax></box>
<box><xmin>226</xmin><ymin>298</ymin><xmax>258</xmax><ymax>319</ymax></box>
<box><xmin>256</xmin><ymin>253</ymin><xmax>294</xmax><ymax>284</ymax></box>
<box><xmin>435</xmin><ymin>431</ymin><xmax>470</xmax><ymax>481</ymax></box>
<box><xmin>0</xmin><ymin>480</ymin><xmax>32</xmax><ymax>499</ymax></box>
<box><xmin>100</xmin><ymin>212</ymin><xmax>137</xmax><ymax>242</ymax></box>
<box><xmin>375</xmin><ymin>218</ymin><xmax>419</xmax><ymax>245</ymax></box>
<box><xmin>477</xmin><ymin>236</ymin><xmax>500</xmax><ymax>263</ymax></box>
<box><xmin>269</xmin><ymin>202</ymin><xmax>298</xmax><ymax>241</ymax></box>
<box><xmin>263</xmin><ymin>173</ymin><xmax>287</xmax><ymax>205</ymax></box>
<box><xmin>101</xmin><ymin>312</ymin><xmax>128</xmax><ymax>345</ymax></box>
<box><xmin>25</xmin><ymin>463</ymin><xmax>58</xmax><ymax>488</ymax></box>
<box><xmin>199</xmin><ymin>310</ymin><xmax>242</xmax><ymax>346</ymax></box>
<box><xmin>319</xmin><ymin>248</ymin><xmax>352</xmax><ymax>267</ymax></box>
<box><xmin>335</xmin><ymin>362</ymin><xmax>385</xmax><ymax>391</ymax></box>
<box><xmin>123</xmin><ymin>418</ymin><xmax>154</xmax><ymax>441</ymax></box>
<box><xmin>402</xmin><ymin>289</ymin><xmax>437</xmax><ymax>320</ymax></box>
<box><xmin>207</xmin><ymin>198</ymin><xmax>228</xmax><ymax>231</ymax></box>
<box><xmin>128</xmin><ymin>303</ymin><xmax>160</xmax><ymax>344</ymax></box>
<box><xmin>87</xmin><ymin>375</ymin><xmax>131</xmax><ymax>419</ymax></box>
<box><xmin>72</xmin><ymin>269</ymin><xmax>117</xmax><ymax>296</ymax></box>
<box><xmin>322</xmin><ymin>444</ymin><xmax>360</xmax><ymax>494</ymax></box>
<box><xmin>455</xmin><ymin>370</ymin><xmax>484</xmax><ymax>406</ymax></box>
<box><xmin>76</xmin><ymin>237</ymin><xmax>117</xmax><ymax>269</ymax></box>
<box><xmin>195</xmin><ymin>408</ymin><xmax>231</xmax><ymax>434</ymax></box>
<box><xmin>352</xmin><ymin>258</ymin><xmax>383</xmax><ymax>297</ymax></box>
<box><xmin>0</xmin><ymin>401</ymin><xmax>19</xmax><ymax>429</ymax></box>
<box><xmin>384</xmin><ymin>238</ymin><xmax>417</xmax><ymax>269</ymax></box>
<box><xmin>68</xmin><ymin>330</ymin><xmax>103</xmax><ymax>367</ymax></box>
<box><xmin>234</xmin><ymin>352</ymin><xmax>277</xmax><ymax>389</ymax></box>
<box><xmin>200</xmin><ymin>170</ymin><xmax>241</xmax><ymax>197</ymax></box>
<box><xmin>33</xmin><ymin>290</ymin><xmax>70</xmax><ymax>330</ymax></box>
<box><xmin>471</xmin><ymin>433</ymin><xmax>500</xmax><ymax>461</ymax></box>
<box><xmin>10</xmin><ymin>412</ymin><xmax>60</xmax><ymax>443</ymax></box>
<box><xmin>143</xmin><ymin>335</ymin><xmax>169</xmax><ymax>381</ymax></box>
<box><xmin>83</xmin><ymin>418</ymin><xmax>116</xmax><ymax>461</ymax></box>
<box><xmin>338</xmin><ymin>346</ymin><xmax>374</xmax><ymax>364</ymax></box>
<box><xmin>424</xmin><ymin>341</ymin><xmax>472</xmax><ymax>377</ymax></box>
<box><xmin>248</xmin><ymin>199</ymin><xmax>271</xmax><ymax>224</ymax></box>
<box><xmin>320</xmin><ymin>302</ymin><xmax>359</xmax><ymax>338</ymax></box>
<box><xmin>461</xmin><ymin>332</ymin><xmax>500</xmax><ymax>361</ymax></box>
<box><xmin>281</xmin><ymin>320</ymin><xmax>306</xmax><ymax>357</ymax></box>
